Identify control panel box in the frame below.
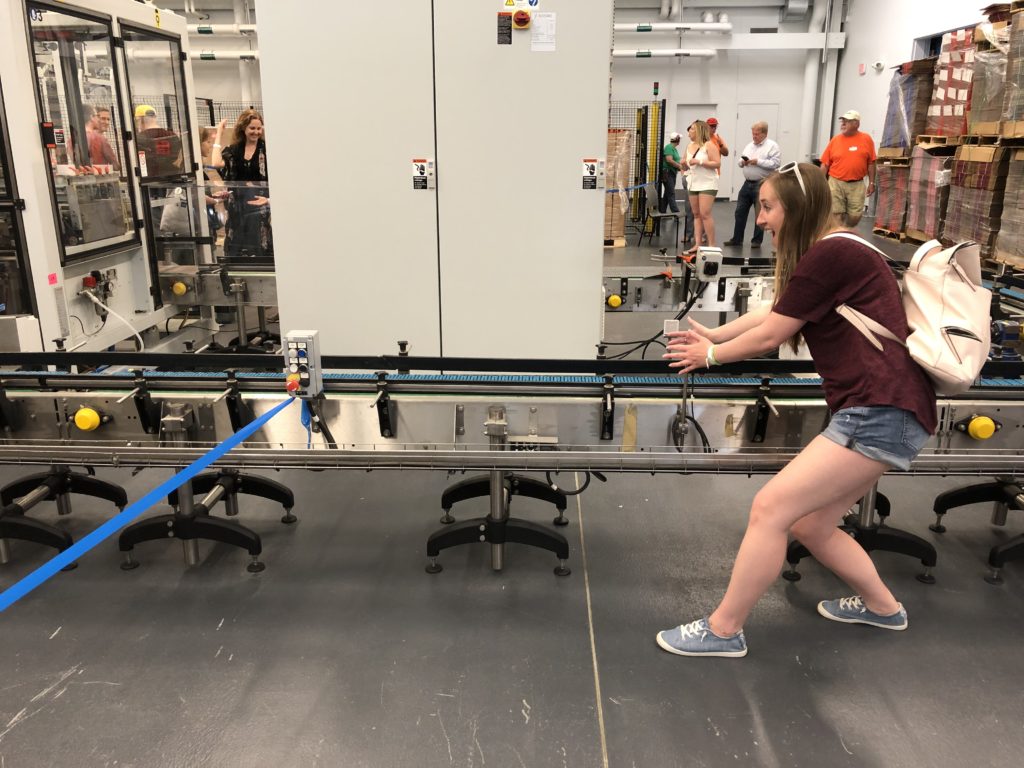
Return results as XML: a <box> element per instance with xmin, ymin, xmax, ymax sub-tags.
<box><xmin>283</xmin><ymin>330</ymin><xmax>323</xmax><ymax>398</ymax></box>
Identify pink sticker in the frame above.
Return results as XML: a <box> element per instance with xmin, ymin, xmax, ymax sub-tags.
<box><xmin>48</xmin><ymin>273</ymin><xmax>58</xmax><ymax>285</ymax></box>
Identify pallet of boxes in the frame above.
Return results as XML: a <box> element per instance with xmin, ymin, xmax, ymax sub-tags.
<box><xmin>906</xmin><ymin>25</ymin><xmax>978</xmax><ymax>244</ymax></box>
<box><xmin>994</xmin><ymin>5</ymin><xmax>1024</xmax><ymax>267</ymax></box>
<box><xmin>603</xmin><ymin>128</ymin><xmax>634</xmax><ymax>247</ymax></box>
<box><xmin>874</xmin><ymin>58</ymin><xmax>935</xmax><ymax>240</ymax></box>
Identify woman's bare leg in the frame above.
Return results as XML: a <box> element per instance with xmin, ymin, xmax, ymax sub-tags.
<box><xmin>707</xmin><ymin>436</ymin><xmax>891</xmax><ymax>636</ymax></box>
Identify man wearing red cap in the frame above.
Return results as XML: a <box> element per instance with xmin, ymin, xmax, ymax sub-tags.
<box><xmin>707</xmin><ymin>117</ymin><xmax>729</xmax><ymax>160</ymax></box>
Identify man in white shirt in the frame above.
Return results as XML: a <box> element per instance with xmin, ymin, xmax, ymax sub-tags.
<box><xmin>723</xmin><ymin>121</ymin><xmax>781</xmax><ymax>249</ymax></box>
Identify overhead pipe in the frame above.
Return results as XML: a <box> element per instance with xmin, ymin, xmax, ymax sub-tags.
<box><xmin>612</xmin><ymin>49</ymin><xmax>716</xmax><ymax>58</ymax></box>
<box><xmin>659</xmin><ymin>0</ymin><xmax>671</xmax><ymax>20</ymax></box>
<box><xmin>670</xmin><ymin>0</ymin><xmax>681</xmax><ymax>18</ymax></box>
<box><xmin>187</xmin><ymin>24</ymin><xmax>257</xmax><ymax>35</ymax></box>
<box><xmin>613</xmin><ymin>22</ymin><xmax>733</xmax><ymax>33</ymax></box>
<box><xmin>115</xmin><ymin>48</ymin><xmax>259</xmax><ymax>61</ymax></box>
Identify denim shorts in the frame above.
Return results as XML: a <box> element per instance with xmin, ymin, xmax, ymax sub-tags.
<box><xmin>821</xmin><ymin>406</ymin><xmax>930</xmax><ymax>471</ymax></box>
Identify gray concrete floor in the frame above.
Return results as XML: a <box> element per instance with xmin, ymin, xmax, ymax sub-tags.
<box><xmin>1</xmin><ymin>464</ymin><xmax>1022</xmax><ymax>767</ymax></box>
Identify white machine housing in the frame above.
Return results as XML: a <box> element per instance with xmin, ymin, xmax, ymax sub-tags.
<box><xmin>0</xmin><ymin>0</ymin><xmax>201</xmax><ymax>351</ymax></box>
<box><xmin>259</xmin><ymin>0</ymin><xmax>614</xmax><ymax>360</ymax></box>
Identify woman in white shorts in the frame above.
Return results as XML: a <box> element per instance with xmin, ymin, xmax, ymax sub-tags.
<box><xmin>684</xmin><ymin>120</ymin><xmax>721</xmax><ymax>254</ymax></box>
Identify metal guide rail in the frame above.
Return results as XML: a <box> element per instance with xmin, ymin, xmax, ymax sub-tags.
<box><xmin>0</xmin><ymin>353</ymin><xmax>1023</xmax><ymax>475</ymax></box>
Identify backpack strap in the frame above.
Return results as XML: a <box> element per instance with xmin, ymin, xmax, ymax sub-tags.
<box><xmin>822</xmin><ymin>233</ymin><xmax>906</xmax><ymax>350</ymax></box>
<box><xmin>822</xmin><ymin>231</ymin><xmax>890</xmax><ymax>260</ymax></box>
<box><xmin>835</xmin><ymin>304</ymin><xmax>905</xmax><ymax>351</ymax></box>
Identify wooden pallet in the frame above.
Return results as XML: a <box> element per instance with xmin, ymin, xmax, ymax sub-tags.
<box><xmin>904</xmin><ymin>228</ymin><xmax>933</xmax><ymax>245</ymax></box>
<box><xmin>994</xmin><ymin>247</ymin><xmax>1024</xmax><ymax>269</ymax></box>
<box><xmin>877</xmin><ymin>156</ymin><xmax>911</xmax><ymax>167</ymax></box>
<box><xmin>916</xmin><ymin>134</ymin><xmax>962</xmax><ymax>147</ymax></box>
<box><xmin>871</xmin><ymin>227</ymin><xmax>906</xmax><ymax>242</ymax></box>
<box><xmin>877</xmin><ymin>147</ymin><xmax>909</xmax><ymax>159</ymax></box>
<box><xmin>961</xmin><ymin>134</ymin><xmax>1002</xmax><ymax>146</ymax></box>
<box><xmin>603</xmin><ymin>237</ymin><xmax>627</xmax><ymax>248</ymax></box>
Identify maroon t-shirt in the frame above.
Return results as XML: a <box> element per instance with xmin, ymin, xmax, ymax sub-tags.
<box><xmin>772</xmin><ymin>236</ymin><xmax>937</xmax><ymax>433</ymax></box>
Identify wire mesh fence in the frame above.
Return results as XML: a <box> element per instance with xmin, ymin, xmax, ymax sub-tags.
<box><xmin>608</xmin><ymin>100</ymin><xmax>665</xmax><ymax>236</ymax></box>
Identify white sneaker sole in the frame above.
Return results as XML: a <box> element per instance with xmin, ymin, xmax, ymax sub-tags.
<box><xmin>816</xmin><ymin>602</ymin><xmax>908</xmax><ymax>631</ymax></box>
<box><xmin>655</xmin><ymin>632</ymin><xmax>748</xmax><ymax>657</ymax></box>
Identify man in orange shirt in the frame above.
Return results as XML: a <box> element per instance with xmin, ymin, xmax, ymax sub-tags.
<box><xmin>820</xmin><ymin>109</ymin><xmax>876</xmax><ymax>228</ymax></box>
<box><xmin>707</xmin><ymin>117</ymin><xmax>729</xmax><ymax>159</ymax></box>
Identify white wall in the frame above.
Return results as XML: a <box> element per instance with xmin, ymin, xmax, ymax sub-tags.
<box><xmin>834</xmin><ymin>0</ymin><xmax>984</xmax><ymax>147</ymax></box>
<box><xmin>611</xmin><ymin>6</ymin><xmax>814</xmax><ymax>198</ymax></box>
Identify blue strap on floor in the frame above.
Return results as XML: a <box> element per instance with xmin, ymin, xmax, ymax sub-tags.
<box><xmin>0</xmin><ymin>397</ymin><xmax>296</xmax><ymax>613</ymax></box>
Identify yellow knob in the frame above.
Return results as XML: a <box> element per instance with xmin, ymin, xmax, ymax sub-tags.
<box><xmin>607</xmin><ymin>294</ymin><xmax>623</xmax><ymax>308</ymax></box>
<box><xmin>74</xmin><ymin>407</ymin><xmax>102</xmax><ymax>432</ymax></box>
<box><xmin>967</xmin><ymin>416</ymin><xmax>996</xmax><ymax>440</ymax></box>
<box><xmin>172</xmin><ymin>281</ymin><xmax>188</xmax><ymax>296</ymax></box>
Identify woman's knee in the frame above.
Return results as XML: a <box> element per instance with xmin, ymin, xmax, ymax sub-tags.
<box><xmin>790</xmin><ymin>516</ymin><xmax>835</xmax><ymax>548</ymax></box>
<box><xmin>748</xmin><ymin>491</ymin><xmax>788</xmax><ymax>530</ymax></box>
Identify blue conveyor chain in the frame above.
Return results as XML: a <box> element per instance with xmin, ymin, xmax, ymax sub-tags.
<box><xmin>10</xmin><ymin>370</ymin><xmax>1024</xmax><ymax>387</ymax></box>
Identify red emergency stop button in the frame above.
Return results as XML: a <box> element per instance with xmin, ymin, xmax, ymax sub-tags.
<box><xmin>286</xmin><ymin>379</ymin><xmax>300</xmax><ymax>394</ymax></box>
<box><xmin>512</xmin><ymin>10</ymin><xmax>530</xmax><ymax>28</ymax></box>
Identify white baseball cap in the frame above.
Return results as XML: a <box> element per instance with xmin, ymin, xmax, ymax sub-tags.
<box><xmin>840</xmin><ymin>110</ymin><xmax>861</xmax><ymax>121</ymax></box>
<box><xmin>669</xmin><ymin>131</ymin><xmax>682</xmax><ymax>141</ymax></box>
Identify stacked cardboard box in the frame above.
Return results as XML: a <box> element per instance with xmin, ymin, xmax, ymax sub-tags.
<box><xmin>880</xmin><ymin>59</ymin><xmax>937</xmax><ymax>155</ymax></box>
<box><xmin>1002</xmin><ymin>13</ymin><xmax>1024</xmax><ymax>137</ymax></box>
<box><xmin>994</xmin><ymin>150</ymin><xmax>1024</xmax><ymax>265</ymax></box>
<box><xmin>942</xmin><ymin>145</ymin><xmax>1010</xmax><ymax>256</ymax></box>
<box><xmin>926</xmin><ymin>27</ymin><xmax>975</xmax><ymax>136</ymax></box>
<box><xmin>906</xmin><ymin>146</ymin><xmax>953</xmax><ymax>240</ymax></box>
<box><xmin>970</xmin><ymin>49</ymin><xmax>1008</xmax><ymax>134</ymax></box>
<box><xmin>874</xmin><ymin>161</ymin><xmax>911</xmax><ymax>233</ymax></box>
<box><xmin>604</xmin><ymin>128</ymin><xmax>634</xmax><ymax>241</ymax></box>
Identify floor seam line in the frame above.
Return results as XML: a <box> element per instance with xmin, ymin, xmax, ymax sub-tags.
<box><xmin>577</xmin><ymin>473</ymin><xmax>610</xmax><ymax>768</ymax></box>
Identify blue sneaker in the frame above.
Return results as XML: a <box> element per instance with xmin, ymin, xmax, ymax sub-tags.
<box><xmin>656</xmin><ymin>618</ymin><xmax>748</xmax><ymax>657</ymax></box>
<box><xmin>817</xmin><ymin>596</ymin><xmax>908</xmax><ymax>630</ymax></box>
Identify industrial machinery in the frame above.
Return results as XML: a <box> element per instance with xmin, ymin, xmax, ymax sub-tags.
<box><xmin>0</xmin><ymin>0</ymin><xmax>252</xmax><ymax>354</ymax></box>
<box><xmin>1</xmin><ymin>349</ymin><xmax>1023</xmax><ymax>579</ymax></box>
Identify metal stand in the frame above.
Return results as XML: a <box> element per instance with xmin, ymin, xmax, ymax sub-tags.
<box><xmin>426</xmin><ymin>406</ymin><xmax>570</xmax><ymax>576</ymax></box>
<box><xmin>0</xmin><ymin>466</ymin><xmax>127</xmax><ymax>568</ymax></box>
<box><xmin>929</xmin><ymin>479</ymin><xmax>1024</xmax><ymax>584</ymax></box>
<box><xmin>439</xmin><ymin>474</ymin><xmax>568</xmax><ymax>527</ymax></box>
<box><xmin>783</xmin><ymin>483</ymin><xmax>937</xmax><ymax>584</ymax></box>
<box><xmin>118</xmin><ymin>405</ymin><xmax>279</xmax><ymax>572</ymax></box>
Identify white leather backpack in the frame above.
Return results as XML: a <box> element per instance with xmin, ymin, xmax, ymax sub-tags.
<box><xmin>826</xmin><ymin>232</ymin><xmax>991</xmax><ymax>396</ymax></box>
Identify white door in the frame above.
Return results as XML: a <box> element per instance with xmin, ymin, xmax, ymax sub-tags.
<box><xmin>733</xmin><ymin>103</ymin><xmax>780</xmax><ymax>199</ymax></box>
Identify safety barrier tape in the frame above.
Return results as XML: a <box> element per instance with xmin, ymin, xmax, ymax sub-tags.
<box><xmin>0</xmin><ymin>397</ymin><xmax>295</xmax><ymax>612</ymax></box>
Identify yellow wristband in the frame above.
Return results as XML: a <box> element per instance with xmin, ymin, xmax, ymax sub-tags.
<box><xmin>705</xmin><ymin>344</ymin><xmax>719</xmax><ymax>367</ymax></box>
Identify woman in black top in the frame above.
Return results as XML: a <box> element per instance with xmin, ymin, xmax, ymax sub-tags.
<box><xmin>210</xmin><ymin>109</ymin><xmax>272</xmax><ymax>265</ymax></box>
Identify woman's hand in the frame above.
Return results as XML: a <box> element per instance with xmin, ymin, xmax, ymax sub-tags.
<box><xmin>686</xmin><ymin>317</ymin><xmax>718</xmax><ymax>343</ymax></box>
<box><xmin>216</xmin><ymin>118</ymin><xmax>228</xmax><ymax>136</ymax></box>
<box><xmin>663</xmin><ymin>329</ymin><xmax>713</xmax><ymax>374</ymax></box>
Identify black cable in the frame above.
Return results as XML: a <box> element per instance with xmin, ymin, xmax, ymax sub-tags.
<box><xmin>545</xmin><ymin>470</ymin><xmax>606</xmax><ymax>496</ymax></box>
<box><xmin>309</xmin><ymin>398</ymin><xmax>338</xmax><ymax>450</ymax></box>
<box><xmin>70</xmin><ymin>314</ymin><xmax>108</xmax><ymax>338</ymax></box>
<box><xmin>602</xmin><ymin>283</ymin><xmax>708</xmax><ymax>360</ymax></box>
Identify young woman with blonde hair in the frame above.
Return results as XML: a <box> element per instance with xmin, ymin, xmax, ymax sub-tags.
<box><xmin>683</xmin><ymin>119</ymin><xmax>721</xmax><ymax>254</ymax></box>
<box><xmin>657</xmin><ymin>162</ymin><xmax>936</xmax><ymax>657</ymax></box>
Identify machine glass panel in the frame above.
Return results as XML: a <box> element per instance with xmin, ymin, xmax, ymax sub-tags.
<box><xmin>0</xmin><ymin>80</ymin><xmax>33</xmax><ymax>317</ymax></box>
<box><xmin>121</xmin><ymin>28</ymin><xmax>192</xmax><ymax>180</ymax></box>
<box><xmin>28</xmin><ymin>5</ymin><xmax>135</xmax><ymax>261</ymax></box>
<box><xmin>0</xmin><ymin>211</ymin><xmax>32</xmax><ymax>316</ymax></box>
